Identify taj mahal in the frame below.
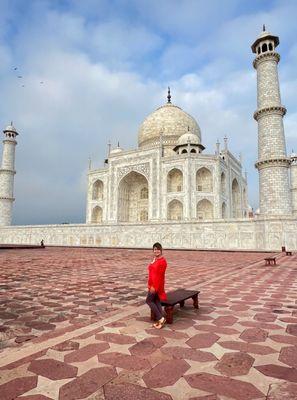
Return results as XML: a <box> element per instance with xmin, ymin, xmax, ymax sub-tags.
<box><xmin>86</xmin><ymin>88</ymin><xmax>248</xmax><ymax>225</ymax></box>
<box><xmin>0</xmin><ymin>28</ymin><xmax>296</xmax><ymax>251</ymax></box>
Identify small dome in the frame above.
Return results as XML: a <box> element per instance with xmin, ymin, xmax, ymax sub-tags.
<box><xmin>110</xmin><ymin>146</ymin><xmax>123</xmax><ymax>155</ymax></box>
<box><xmin>3</xmin><ymin>123</ymin><xmax>18</xmax><ymax>134</ymax></box>
<box><xmin>258</xmin><ymin>30</ymin><xmax>272</xmax><ymax>39</ymax></box>
<box><xmin>138</xmin><ymin>102</ymin><xmax>201</xmax><ymax>149</ymax></box>
<box><xmin>177</xmin><ymin>132</ymin><xmax>200</xmax><ymax>146</ymax></box>
<box><xmin>251</xmin><ymin>27</ymin><xmax>279</xmax><ymax>53</ymax></box>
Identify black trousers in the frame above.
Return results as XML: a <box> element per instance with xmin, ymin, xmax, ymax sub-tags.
<box><xmin>146</xmin><ymin>291</ymin><xmax>163</xmax><ymax>321</ymax></box>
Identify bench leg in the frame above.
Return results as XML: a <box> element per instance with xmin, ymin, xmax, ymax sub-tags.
<box><xmin>165</xmin><ymin>306</ymin><xmax>174</xmax><ymax>324</ymax></box>
<box><xmin>180</xmin><ymin>300</ymin><xmax>185</xmax><ymax>308</ymax></box>
<box><xmin>192</xmin><ymin>294</ymin><xmax>199</xmax><ymax>309</ymax></box>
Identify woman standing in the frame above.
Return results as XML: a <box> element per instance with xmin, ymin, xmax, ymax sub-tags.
<box><xmin>146</xmin><ymin>242</ymin><xmax>167</xmax><ymax>329</ymax></box>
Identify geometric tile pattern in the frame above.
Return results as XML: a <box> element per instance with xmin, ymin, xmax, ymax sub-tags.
<box><xmin>214</xmin><ymin>352</ymin><xmax>255</xmax><ymax>376</ymax></box>
<box><xmin>0</xmin><ymin>248</ymin><xmax>296</xmax><ymax>399</ymax></box>
<box><xmin>266</xmin><ymin>382</ymin><xmax>297</xmax><ymax>399</ymax></box>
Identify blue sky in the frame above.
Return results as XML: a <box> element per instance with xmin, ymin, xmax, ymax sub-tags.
<box><xmin>0</xmin><ymin>0</ymin><xmax>296</xmax><ymax>224</ymax></box>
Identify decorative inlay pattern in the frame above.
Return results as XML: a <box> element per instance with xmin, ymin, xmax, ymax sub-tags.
<box><xmin>117</xmin><ymin>162</ymin><xmax>150</xmax><ymax>180</ymax></box>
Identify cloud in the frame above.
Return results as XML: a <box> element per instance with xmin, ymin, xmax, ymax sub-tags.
<box><xmin>132</xmin><ymin>0</ymin><xmax>239</xmax><ymax>41</ymax></box>
<box><xmin>89</xmin><ymin>20</ymin><xmax>163</xmax><ymax>68</ymax></box>
<box><xmin>0</xmin><ymin>0</ymin><xmax>296</xmax><ymax>224</ymax></box>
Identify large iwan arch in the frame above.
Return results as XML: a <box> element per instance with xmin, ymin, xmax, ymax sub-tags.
<box><xmin>118</xmin><ymin>171</ymin><xmax>149</xmax><ymax>222</ymax></box>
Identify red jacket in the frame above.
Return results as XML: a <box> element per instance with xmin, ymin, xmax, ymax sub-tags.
<box><xmin>148</xmin><ymin>256</ymin><xmax>167</xmax><ymax>300</ymax></box>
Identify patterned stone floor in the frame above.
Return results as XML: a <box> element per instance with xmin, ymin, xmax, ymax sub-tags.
<box><xmin>0</xmin><ymin>247</ymin><xmax>297</xmax><ymax>399</ymax></box>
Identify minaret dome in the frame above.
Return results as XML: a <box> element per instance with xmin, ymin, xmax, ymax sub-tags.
<box><xmin>251</xmin><ymin>26</ymin><xmax>279</xmax><ymax>55</ymax></box>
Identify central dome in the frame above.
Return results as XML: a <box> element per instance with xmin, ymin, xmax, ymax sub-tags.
<box><xmin>138</xmin><ymin>102</ymin><xmax>201</xmax><ymax>150</ymax></box>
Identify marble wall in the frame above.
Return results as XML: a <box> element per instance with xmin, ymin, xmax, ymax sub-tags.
<box><xmin>1</xmin><ymin>217</ymin><xmax>296</xmax><ymax>251</ymax></box>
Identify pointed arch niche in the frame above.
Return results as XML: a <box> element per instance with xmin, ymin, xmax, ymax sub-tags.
<box><xmin>232</xmin><ymin>178</ymin><xmax>241</xmax><ymax>218</ymax></box>
<box><xmin>196</xmin><ymin>167</ymin><xmax>213</xmax><ymax>192</ymax></box>
<box><xmin>167</xmin><ymin>168</ymin><xmax>183</xmax><ymax>192</ymax></box>
<box><xmin>221</xmin><ymin>172</ymin><xmax>226</xmax><ymax>195</ymax></box>
<box><xmin>92</xmin><ymin>179</ymin><xmax>103</xmax><ymax>200</ymax></box>
<box><xmin>167</xmin><ymin>199</ymin><xmax>183</xmax><ymax>221</ymax></box>
<box><xmin>197</xmin><ymin>199</ymin><xmax>213</xmax><ymax>220</ymax></box>
<box><xmin>91</xmin><ymin>206</ymin><xmax>103</xmax><ymax>223</ymax></box>
<box><xmin>222</xmin><ymin>202</ymin><xmax>227</xmax><ymax>219</ymax></box>
<box><xmin>118</xmin><ymin>171</ymin><xmax>149</xmax><ymax>222</ymax></box>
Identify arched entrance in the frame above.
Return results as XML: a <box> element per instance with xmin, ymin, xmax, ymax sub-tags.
<box><xmin>197</xmin><ymin>199</ymin><xmax>213</xmax><ymax>220</ymax></box>
<box><xmin>91</xmin><ymin>206</ymin><xmax>103</xmax><ymax>223</ymax></box>
<box><xmin>167</xmin><ymin>168</ymin><xmax>183</xmax><ymax>192</ymax></box>
<box><xmin>167</xmin><ymin>199</ymin><xmax>183</xmax><ymax>220</ymax></box>
<box><xmin>118</xmin><ymin>171</ymin><xmax>149</xmax><ymax>222</ymax></box>
<box><xmin>221</xmin><ymin>172</ymin><xmax>226</xmax><ymax>195</ymax></box>
<box><xmin>222</xmin><ymin>202</ymin><xmax>227</xmax><ymax>219</ymax></box>
<box><xmin>232</xmin><ymin>178</ymin><xmax>241</xmax><ymax>218</ymax></box>
<box><xmin>92</xmin><ymin>180</ymin><xmax>103</xmax><ymax>200</ymax></box>
<box><xmin>196</xmin><ymin>167</ymin><xmax>213</xmax><ymax>192</ymax></box>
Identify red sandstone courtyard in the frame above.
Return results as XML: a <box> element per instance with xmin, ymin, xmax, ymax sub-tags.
<box><xmin>0</xmin><ymin>247</ymin><xmax>297</xmax><ymax>399</ymax></box>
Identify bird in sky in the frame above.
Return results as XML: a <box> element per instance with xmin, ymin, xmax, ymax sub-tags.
<box><xmin>13</xmin><ymin>67</ymin><xmax>17</xmax><ymax>70</ymax></box>
<box><xmin>17</xmin><ymin>75</ymin><xmax>22</xmax><ymax>78</ymax></box>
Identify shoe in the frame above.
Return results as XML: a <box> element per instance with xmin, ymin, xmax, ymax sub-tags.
<box><xmin>154</xmin><ymin>317</ymin><xmax>166</xmax><ymax>329</ymax></box>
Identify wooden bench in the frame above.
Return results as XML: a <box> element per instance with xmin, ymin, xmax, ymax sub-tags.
<box><xmin>286</xmin><ymin>251</ymin><xmax>292</xmax><ymax>256</ymax></box>
<box><xmin>151</xmin><ymin>289</ymin><xmax>199</xmax><ymax>324</ymax></box>
<box><xmin>264</xmin><ymin>257</ymin><xmax>276</xmax><ymax>266</ymax></box>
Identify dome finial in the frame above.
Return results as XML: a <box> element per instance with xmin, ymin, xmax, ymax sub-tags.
<box><xmin>167</xmin><ymin>87</ymin><xmax>171</xmax><ymax>104</ymax></box>
<box><xmin>263</xmin><ymin>24</ymin><xmax>266</xmax><ymax>32</ymax></box>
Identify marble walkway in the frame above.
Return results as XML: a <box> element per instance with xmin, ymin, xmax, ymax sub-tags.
<box><xmin>0</xmin><ymin>247</ymin><xmax>296</xmax><ymax>399</ymax></box>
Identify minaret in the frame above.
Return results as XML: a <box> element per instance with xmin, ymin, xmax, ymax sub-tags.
<box><xmin>0</xmin><ymin>123</ymin><xmax>18</xmax><ymax>226</ymax></box>
<box><xmin>290</xmin><ymin>152</ymin><xmax>297</xmax><ymax>216</ymax></box>
<box><xmin>252</xmin><ymin>27</ymin><xmax>292</xmax><ymax>216</ymax></box>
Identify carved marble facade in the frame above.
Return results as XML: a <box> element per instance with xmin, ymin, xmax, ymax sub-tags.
<box><xmin>86</xmin><ymin>99</ymin><xmax>248</xmax><ymax>225</ymax></box>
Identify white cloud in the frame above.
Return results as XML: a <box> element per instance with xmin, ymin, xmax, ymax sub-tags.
<box><xmin>89</xmin><ymin>20</ymin><xmax>163</xmax><ymax>66</ymax></box>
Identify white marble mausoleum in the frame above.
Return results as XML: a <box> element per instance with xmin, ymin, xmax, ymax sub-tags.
<box><xmin>86</xmin><ymin>89</ymin><xmax>248</xmax><ymax>225</ymax></box>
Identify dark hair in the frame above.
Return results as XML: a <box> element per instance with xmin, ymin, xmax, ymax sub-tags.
<box><xmin>153</xmin><ymin>242</ymin><xmax>162</xmax><ymax>251</ymax></box>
